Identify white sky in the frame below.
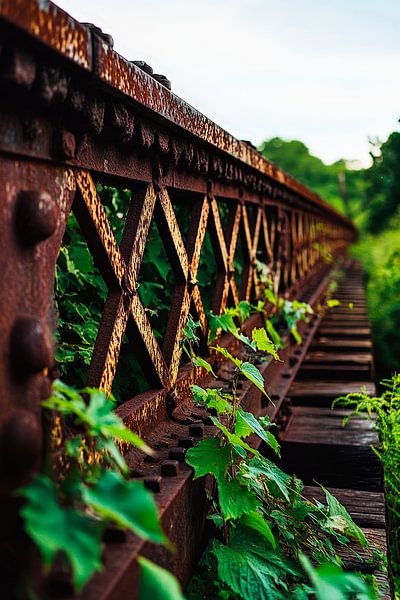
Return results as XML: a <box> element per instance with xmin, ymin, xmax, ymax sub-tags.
<box><xmin>58</xmin><ymin>0</ymin><xmax>400</xmax><ymax>167</ymax></box>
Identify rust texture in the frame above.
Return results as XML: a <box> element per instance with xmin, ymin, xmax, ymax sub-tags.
<box><xmin>0</xmin><ymin>2</ymin><xmax>358</xmax><ymax>598</ymax></box>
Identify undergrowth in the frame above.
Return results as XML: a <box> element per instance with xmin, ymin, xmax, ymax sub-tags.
<box><xmin>182</xmin><ymin>298</ymin><xmax>379</xmax><ymax>599</ymax></box>
<box><xmin>334</xmin><ymin>374</ymin><xmax>400</xmax><ymax>598</ymax></box>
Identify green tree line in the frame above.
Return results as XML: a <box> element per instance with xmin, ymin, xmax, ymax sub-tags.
<box><xmin>259</xmin><ymin>131</ymin><xmax>400</xmax><ymax>380</ymax></box>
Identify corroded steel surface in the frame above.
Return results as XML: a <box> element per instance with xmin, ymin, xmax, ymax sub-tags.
<box><xmin>0</xmin><ymin>2</ymin><xmax>360</xmax><ymax>598</ymax></box>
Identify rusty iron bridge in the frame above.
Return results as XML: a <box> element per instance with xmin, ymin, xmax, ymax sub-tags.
<box><xmin>0</xmin><ymin>1</ymin><xmax>392</xmax><ymax>598</ymax></box>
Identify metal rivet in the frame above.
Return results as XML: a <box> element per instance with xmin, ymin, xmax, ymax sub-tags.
<box><xmin>10</xmin><ymin>318</ymin><xmax>52</xmax><ymax>375</ymax></box>
<box><xmin>144</xmin><ymin>476</ymin><xmax>162</xmax><ymax>493</ymax></box>
<box><xmin>178</xmin><ymin>437</ymin><xmax>195</xmax><ymax>449</ymax></box>
<box><xmin>189</xmin><ymin>423</ymin><xmax>204</xmax><ymax>438</ymax></box>
<box><xmin>0</xmin><ymin>410</ymin><xmax>41</xmax><ymax>484</ymax></box>
<box><xmin>54</xmin><ymin>129</ymin><xmax>76</xmax><ymax>159</ymax></box>
<box><xmin>103</xmin><ymin>526</ymin><xmax>126</xmax><ymax>544</ymax></box>
<box><xmin>15</xmin><ymin>190</ymin><xmax>58</xmax><ymax>245</ymax></box>
<box><xmin>161</xmin><ymin>460</ymin><xmax>179</xmax><ymax>477</ymax></box>
<box><xmin>168</xmin><ymin>447</ymin><xmax>186</xmax><ymax>462</ymax></box>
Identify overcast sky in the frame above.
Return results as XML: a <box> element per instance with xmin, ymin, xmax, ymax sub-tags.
<box><xmin>58</xmin><ymin>0</ymin><xmax>400</xmax><ymax>167</ymax></box>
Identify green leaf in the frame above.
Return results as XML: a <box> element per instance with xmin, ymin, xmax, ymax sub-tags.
<box><xmin>238</xmin><ymin>511</ymin><xmax>276</xmax><ymax>548</ymax></box>
<box><xmin>240</xmin><ymin>362</ymin><xmax>269</xmax><ymax>397</ymax></box>
<box><xmin>211</xmin><ymin>417</ymin><xmax>260</xmax><ymax>457</ymax></box>
<box><xmin>322</xmin><ymin>486</ymin><xmax>368</xmax><ymax>547</ymax></box>
<box><xmin>190</xmin><ymin>385</ymin><xmax>232</xmax><ymax>414</ymax></box>
<box><xmin>217</xmin><ymin>478</ymin><xmax>261</xmax><ymax>520</ymax></box>
<box><xmin>212</xmin><ymin>345</ymin><xmax>242</xmax><ymax>368</ymax></box>
<box><xmin>213</xmin><ymin>526</ymin><xmax>299</xmax><ymax>600</ymax></box>
<box><xmin>19</xmin><ymin>474</ymin><xmax>104</xmax><ymax>591</ymax></box>
<box><xmin>182</xmin><ymin>314</ymin><xmax>201</xmax><ymax>344</ymax></box>
<box><xmin>138</xmin><ymin>557</ymin><xmax>185</xmax><ymax>600</ymax></box>
<box><xmin>235</xmin><ymin>409</ymin><xmax>280</xmax><ymax>456</ymax></box>
<box><xmin>192</xmin><ymin>355</ymin><xmax>217</xmax><ymax>377</ymax></box>
<box><xmin>251</xmin><ymin>328</ymin><xmax>280</xmax><ymax>361</ymax></box>
<box><xmin>81</xmin><ymin>471</ymin><xmax>167</xmax><ymax>545</ymax></box>
<box><xmin>237</xmin><ymin>300</ymin><xmax>253</xmax><ymax>321</ymax></box>
<box><xmin>265</xmin><ymin>319</ymin><xmax>283</xmax><ymax>348</ymax></box>
<box><xmin>243</xmin><ymin>457</ymin><xmax>291</xmax><ymax>502</ymax></box>
<box><xmin>185</xmin><ymin>437</ymin><xmax>230</xmax><ymax>480</ymax></box>
<box><xmin>264</xmin><ymin>288</ymin><xmax>277</xmax><ymax>306</ymax></box>
<box><xmin>298</xmin><ymin>554</ymin><xmax>375</xmax><ymax>600</ymax></box>
<box><xmin>327</xmin><ymin>299</ymin><xmax>341</xmax><ymax>308</ymax></box>
<box><xmin>290</xmin><ymin>325</ymin><xmax>302</xmax><ymax>345</ymax></box>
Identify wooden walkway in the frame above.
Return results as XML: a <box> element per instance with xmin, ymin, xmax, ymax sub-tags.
<box><xmin>279</xmin><ymin>262</ymin><xmax>391</xmax><ymax>598</ymax></box>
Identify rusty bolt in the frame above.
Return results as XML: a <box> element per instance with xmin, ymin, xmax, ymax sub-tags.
<box><xmin>0</xmin><ymin>410</ymin><xmax>42</xmax><ymax>485</ymax></box>
<box><xmin>144</xmin><ymin>476</ymin><xmax>162</xmax><ymax>493</ymax></box>
<box><xmin>82</xmin><ymin>23</ymin><xmax>114</xmax><ymax>48</ymax></box>
<box><xmin>189</xmin><ymin>423</ymin><xmax>204</xmax><ymax>437</ymax></box>
<box><xmin>178</xmin><ymin>437</ymin><xmax>195</xmax><ymax>448</ymax></box>
<box><xmin>54</xmin><ymin>129</ymin><xmax>76</xmax><ymax>160</ymax></box>
<box><xmin>153</xmin><ymin>74</ymin><xmax>171</xmax><ymax>90</ymax></box>
<box><xmin>15</xmin><ymin>190</ymin><xmax>58</xmax><ymax>245</ymax></box>
<box><xmin>203</xmin><ymin>415</ymin><xmax>214</xmax><ymax>426</ymax></box>
<box><xmin>103</xmin><ymin>526</ymin><xmax>126</xmax><ymax>544</ymax></box>
<box><xmin>168</xmin><ymin>447</ymin><xmax>186</xmax><ymax>462</ymax></box>
<box><xmin>161</xmin><ymin>460</ymin><xmax>179</xmax><ymax>477</ymax></box>
<box><xmin>10</xmin><ymin>318</ymin><xmax>52</xmax><ymax>376</ymax></box>
<box><xmin>1</xmin><ymin>47</ymin><xmax>36</xmax><ymax>88</ymax></box>
<box><xmin>132</xmin><ymin>60</ymin><xmax>153</xmax><ymax>75</ymax></box>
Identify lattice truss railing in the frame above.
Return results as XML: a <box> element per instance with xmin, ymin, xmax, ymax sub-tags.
<box><xmin>59</xmin><ymin>169</ymin><xmax>346</xmax><ymax>400</ymax></box>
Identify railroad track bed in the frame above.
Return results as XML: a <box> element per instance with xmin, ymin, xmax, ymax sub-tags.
<box><xmin>279</xmin><ymin>261</ymin><xmax>391</xmax><ymax>598</ymax></box>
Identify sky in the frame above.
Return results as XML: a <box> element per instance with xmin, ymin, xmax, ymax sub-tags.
<box><xmin>57</xmin><ymin>0</ymin><xmax>400</xmax><ymax>167</ymax></box>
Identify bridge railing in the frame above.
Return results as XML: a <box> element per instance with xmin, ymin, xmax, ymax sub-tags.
<box><xmin>0</xmin><ymin>0</ymin><xmax>356</xmax><ymax>595</ymax></box>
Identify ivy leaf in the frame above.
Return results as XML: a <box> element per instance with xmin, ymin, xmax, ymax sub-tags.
<box><xmin>322</xmin><ymin>486</ymin><xmax>368</xmax><ymax>547</ymax></box>
<box><xmin>217</xmin><ymin>477</ymin><xmax>261</xmax><ymax>520</ymax></box>
<box><xmin>251</xmin><ymin>328</ymin><xmax>280</xmax><ymax>361</ymax></box>
<box><xmin>19</xmin><ymin>474</ymin><xmax>104</xmax><ymax>592</ymax></box>
<box><xmin>185</xmin><ymin>437</ymin><xmax>230</xmax><ymax>480</ymax></box>
<box><xmin>138</xmin><ymin>557</ymin><xmax>185</xmax><ymax>600</ymax></box>
<box><xmin>238</xmin><ymin>511</ymin><xmax>276</xmax><ymax>548</ymax></box>
<box><xmin>81</xmin><ymin>471</ymin><xmax>167</xmax><ymax>545</ymax></box>
<box><xmin>240</xmin><ymin>362</ymin><xmax>269</xmax><ymax>397</ymax></box>
<box><xmin>192</xmin><ymin>355</ymin><xmax>217</xmax><ymax>377</ymax></box>
<box><xmin>235</xmin><ymin>409</ymin><xmax>280</xmax><ymax>456</ymax></box>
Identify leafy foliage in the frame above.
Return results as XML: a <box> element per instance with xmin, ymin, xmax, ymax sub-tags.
<box><xmin>184</xmin><ymin>313</ymin><xmax>375</xmax><ymax>599</ymax></box>
<box><xmin>18</xmin><ymin>382</ymin><xmax>182</xmax><ymax>596</ymax></box>
<box><xmin>334</xmin><ymin>375</ymin><xmax>400</xmax><ymax>591</ymax></box>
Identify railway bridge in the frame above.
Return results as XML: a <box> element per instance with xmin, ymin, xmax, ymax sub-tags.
<box><xmin>0</xmin><ymin>1</ymin><xmax>391</xmax><ymax>598</ymax></box>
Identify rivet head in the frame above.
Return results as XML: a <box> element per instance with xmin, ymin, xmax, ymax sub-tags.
<box><xmin>10</xmin><ymin>318</ymin><xmax>52</xmax><ymax>376</ymax></box>
<box><xmin>15</xmin><ymin>190</ymin><xmax>58</xmax><ymax>245</ymax></box>
<box><xmin>0</xmin><ymin>410</ymin><xmax>42</xmax><ymax>485</ymax></box>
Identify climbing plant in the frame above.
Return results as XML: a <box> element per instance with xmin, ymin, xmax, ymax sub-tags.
<box><xmin>182</xmin><ymin>306</ymin><xmax>378</xmax><ymax>599</ymax></box>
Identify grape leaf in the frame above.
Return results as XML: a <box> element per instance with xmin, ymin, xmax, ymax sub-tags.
<box><xmin>185</xmin><ymin>437</ymin><xmax>230</xmax><ymax>480</ymax></box>
<box><xmin>235</xmin><ymin>409</ymin><xmax>280</xmax><ymax>456</ymax></box>
<box><xmin>252</xmin><ymin>328</ymin><xmax>280</xmax><ymax>361</ymax></box>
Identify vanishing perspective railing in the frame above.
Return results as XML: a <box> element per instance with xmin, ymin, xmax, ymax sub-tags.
<box><xmin>0</xmin><ymin>0</ymin><xmax>357</xmax><ymax>596</ymax></box>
